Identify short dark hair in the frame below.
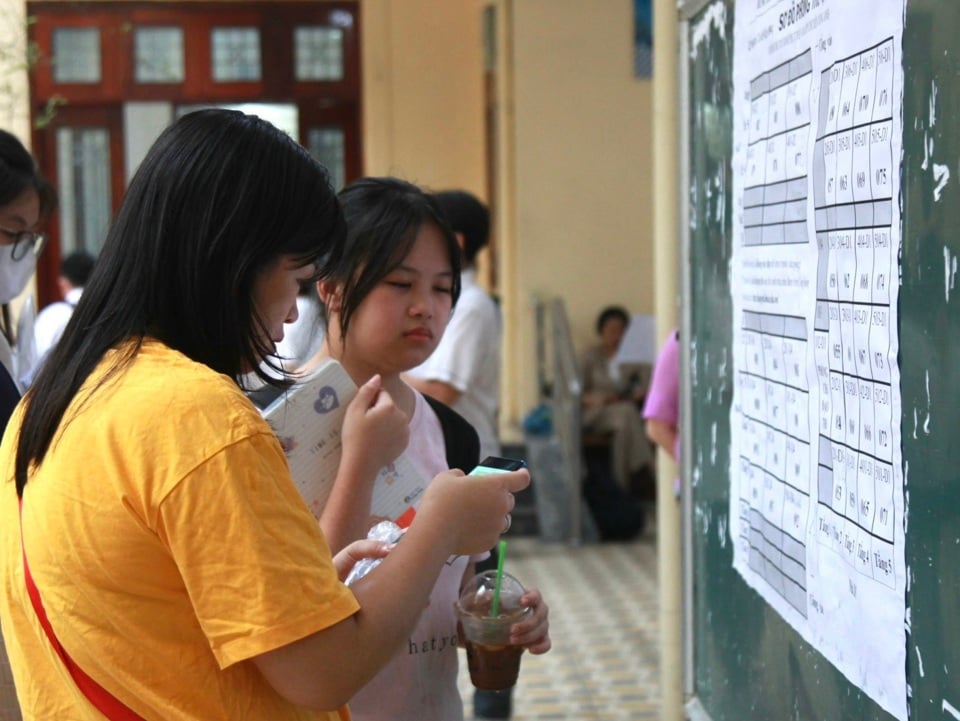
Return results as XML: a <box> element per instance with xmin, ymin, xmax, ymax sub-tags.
<box><xmin>0</xmin><ymin>129</ymin><xmax>57</xmax><ymax>222</ymax></box>
<box><xmin>17</xmin><ymin>109</ymin><xmax>345</xmax><ymax>493</ymax></box>
<box><xmin>596</xmin><ymin>305</ymin><xmax>630</xmax><ymax>335</ymax></box>
<box><xmin>432</xmin><ymin>190</ymin><xmax>489</xmax><ymax>265</ymax></box>
<box><xmin>319</xmin><ymin>177</ymin><xmax>461</xmax><ymax>344</ymax></box>
<box><xmin>60</xmin><ymin>251</ymin><xmax>96</xmax><ymax>288</ymax></box>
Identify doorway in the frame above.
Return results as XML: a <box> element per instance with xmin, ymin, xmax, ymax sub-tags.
<box><xmin>26</xmin><ymin>1</ymin><xmax>361</xmax><ymax>306</ymax></box>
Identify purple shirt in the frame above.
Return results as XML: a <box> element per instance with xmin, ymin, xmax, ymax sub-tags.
<box><xmin>643</xmin><ymin>329</ymin><xmax>680</xmax><ymax>460</ymax></box>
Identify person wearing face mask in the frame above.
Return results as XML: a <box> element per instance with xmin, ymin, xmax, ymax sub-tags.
<box><xmin>0</xmin><ymin>129</ymin><xmax>56</xmax><ymax>429</ymax></box>
<box><xmin>0</xmin><ymin>130</ymin><xmax>55</xmax><ymax>721</ymax></box>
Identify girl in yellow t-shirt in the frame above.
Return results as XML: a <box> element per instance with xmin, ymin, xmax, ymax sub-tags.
<box><xmin>0</xmin><ymin>110</ymin><xmax>528</xmax><ymax>720</ymax></box>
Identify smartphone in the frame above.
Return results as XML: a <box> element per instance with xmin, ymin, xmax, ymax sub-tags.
<box><xmin>468</xmin><ymin>456</ymin><xmax>527</xmax><ymax>476</ymax></box>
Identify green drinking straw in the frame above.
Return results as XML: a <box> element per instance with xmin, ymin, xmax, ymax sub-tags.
<box><xmin>491</xmin><ymin>539</ymin><xmax>508</xmax><ymax>617</ymax></box>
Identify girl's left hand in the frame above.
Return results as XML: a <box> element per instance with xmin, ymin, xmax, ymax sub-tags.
<box><xmin>510</xmin><ymin>587</ymin><xmax>552</xmax><ymax>654</ymax></box>
<box><xmin>332</xmin><ymin>538</ymin><xmax>394</xmax><ymax>582</ymax></box>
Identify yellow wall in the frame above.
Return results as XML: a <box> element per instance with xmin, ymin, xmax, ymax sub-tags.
<box><xmin>506</xmin><ymin>0</ymin><xmax>654</xmax><ymax>423</ymax></box>
<box><xmin>360</xmin><ymin>0</ymin><xmax>488</xmax><ymax>197</ymax></box>
<box><xmin>362</xmin><ymin>0</ymin><xmax>654</xmax><ymax>428</ymax></box>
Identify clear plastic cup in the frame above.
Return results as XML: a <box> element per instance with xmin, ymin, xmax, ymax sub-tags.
<box><xmin>455</xmin><ymin>570</ymin><xmax>532</xmax><ymax>691</ymax></box>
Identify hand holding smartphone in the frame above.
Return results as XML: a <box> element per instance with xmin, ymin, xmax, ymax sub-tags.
<box><xmin>468</xmin><ymin>456</ymin><xmax>527</xmax><ymax>476</ymax></box>
<box><xmin>468</xmin><ymin>457</ymin><xmax>527</xmax><ymax>536</ymax></box>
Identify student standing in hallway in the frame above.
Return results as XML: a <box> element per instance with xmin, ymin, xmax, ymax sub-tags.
<box><xmin>644</xmin><ymin>328</ymin><xmax>681</xmax><ymax>495</ymax></box>
<box><xmin>0</xmin><ymin>129</ymin><xmax>56</xmax><ymax>424</ymax></box>
<box><xmin>0</xmin><ymin>122</ymin><xmax>57</xmax><ymax>721</ymax></box>
<box><xmin>307</xmin><ymin>177</ymin><xmax>550</xmax><ymax>721</ymax></box>
<box><xmin>406</xmin><ymin>190</ymin><xmax>502</xmax><ymax>460</ymax></box>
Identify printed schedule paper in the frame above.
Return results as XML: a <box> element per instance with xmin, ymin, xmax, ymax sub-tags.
<box><xmin>729</xmin><ymin>1</ymin><xmax>906</xmax><ymax>718</ymax></box>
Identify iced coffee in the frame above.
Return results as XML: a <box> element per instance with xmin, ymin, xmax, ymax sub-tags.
<box><xmin>455</xmin><ymin>570</ymin><xmax>532</xmax><ymax>691</ymax></box>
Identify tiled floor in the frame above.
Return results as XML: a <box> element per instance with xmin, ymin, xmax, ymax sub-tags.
<box><xmin>458</xmin><ymin>529</ymin><xmax>660</xmax><ymax>720</ymax></box>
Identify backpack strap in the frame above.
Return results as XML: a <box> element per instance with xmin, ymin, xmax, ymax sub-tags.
<box><xmin>0</xmin><ymin>362</ymin><xmax>20</xmax><ymax>432</ymax></box>
<box><xmin>19</xmin><ymin>497</ymin><xmax>147</xmax><ymax>720</ymax></box>
<box><xmin>422</xmin><ymin>395</ymin><xmax>481</xmax><ymax>473</ymax></box>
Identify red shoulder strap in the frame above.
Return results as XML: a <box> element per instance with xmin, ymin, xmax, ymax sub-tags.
<box><xmin>18</xmin><ymin>496</ymin><xmax>147</xmax><ymax>721</ymax></box>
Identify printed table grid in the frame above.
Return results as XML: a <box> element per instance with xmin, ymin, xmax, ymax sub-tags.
<box><xmin>810</xmin><ymin>37</ymin><xmax>897</xmax><ymax>589</ymax></box>
<box><xmin>743</xmin><ymin>49</ymin><xmax>814</xmax><ymax>248</ymax></box>
<box><xmin>737</xmin><ymin>311</ymin><xmax>810</xmax><ymax>616</ymax></box>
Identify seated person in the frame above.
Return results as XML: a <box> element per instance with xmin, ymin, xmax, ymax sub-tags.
<box><xmin>580</xmin><ymin>305</ymin><xmax>653</xmax><ymax>494</ymax></box>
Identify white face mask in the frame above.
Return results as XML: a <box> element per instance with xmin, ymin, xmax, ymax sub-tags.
<box><xmin>0</xmin><ymin>248</ymin><xmax>38</xmax><ymax>305</ymax></box>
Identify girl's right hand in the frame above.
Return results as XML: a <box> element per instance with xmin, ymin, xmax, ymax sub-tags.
<box><xmin>415</xmin><ymin>467</ymin><xmax>531</xmax><ymax>556</ymax></box>
<box><xmin>340</xmin><ymin>374</ymin><xmax>409</xmax><ymax>478</ymax></box>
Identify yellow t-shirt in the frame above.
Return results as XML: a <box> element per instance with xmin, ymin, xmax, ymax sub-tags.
<box><xmin>0</xmin><ymin>340</ymin><xmax>359</xmax><ymax>720</ymax></box>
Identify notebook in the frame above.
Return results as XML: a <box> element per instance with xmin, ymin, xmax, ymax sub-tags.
<box><xmin>250</xmin><ymin>358</ymin><xmax>424</xmax><ymax>526</ymax></box>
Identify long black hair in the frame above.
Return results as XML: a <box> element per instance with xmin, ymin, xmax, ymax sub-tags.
<box><xmin>0</xmin><ymin>129</ymin><xmax>57</xmax><ymax>222</ymax></box>
<box><xmin>16</xmin><ymin>109</ymin><xmax>345</xmax><ymax>494</ymax></box>
<box><xmin>318</xmin><ymin>176</ymin><xmax>461</xmax><ymax>344</ymax></box>
<box><xmin>432</xmin><ymin>190</ymin><xmax>489</xmax><ymax>265</ymax></box>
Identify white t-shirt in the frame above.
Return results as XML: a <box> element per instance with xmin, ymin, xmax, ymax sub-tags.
<box><xmin>33</xmin><ymin>287</ymin><xmax>82</xmax><ymax>359</ymax></box>
<box><xmin>275</xmin><ymin>293</ymin><xmax>325</xmax><ymax>367</ymax></box>
<box><xmin>347</xmin><ymin>391</ymin><xmax>483</xmax><ymax>721</ymax></box>
<box><xmin>22</xmin><ymin>288</ymin><xmax>84</xmax><ymax>387</ymax></box>
<box><xmin>407</xmin><ymin>269</ymin><xmax>501</xmax><ymax>458</ymax></box>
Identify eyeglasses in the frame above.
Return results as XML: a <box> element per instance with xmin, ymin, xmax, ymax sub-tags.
<box><xmin>0</xmin><ymin>228</ymin><xmax>48</xmax><ymax>261</ymax></box>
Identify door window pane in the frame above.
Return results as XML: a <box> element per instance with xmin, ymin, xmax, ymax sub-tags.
<box><xmin>294</xmin><ymin>27</ymin><xmax>343</xmax><ymax>81</ymax></box>
<box><xmin>56</xmin><ymin>128</ymin><xmax>111</xmax><ymax>255</ymax></box>
<box><xmin>52</xmin><ymin>28</ymin><xmax>101</xmax><ymax>83</ymax></box>
<box><xmin>307</xmin><ymin>127</ymin><xmax>345</xmax><ymax>191</ymax></box>
<box><xmin>178</xmin><ymin>103</ymin><xmax>298</xmax><ymax>140</ymax></box>
<box><xmin>135</xmin><ymin>27</ymin><xmax>184</xmax><ymax>83</ymax></box>
<box><xmin>211</xmin><ymin>27</ymin><xmax>261</xmax><ymax>82</ymax></box>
